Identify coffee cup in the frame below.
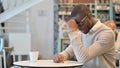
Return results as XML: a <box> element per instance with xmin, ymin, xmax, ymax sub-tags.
<box><xmin>29</xmin><ymin>51</ymin><xmax>39</xmax><ymax>62</ymax></box>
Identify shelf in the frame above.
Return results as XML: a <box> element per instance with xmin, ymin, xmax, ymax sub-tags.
<box><xmin>58</xmin><ymin>3</ymin><xmax>95</xmax><ymax>7</ymax></box>
<box><xmin>115</xmin><ymin>19</ymin><xmax>120</xmax><ymax>21</ymax></box>
<box><xmin>113</xmin><ymin>3</ymin><xmax>120</xmax><ymax>5</ymax></box>
<box><xmin>113</xmin><ymin>2</ymin><xmax>120</xmax><ymax>28</ymax></box>
<box><xmin>95</xmin><ymin>0</ymin><xmax>110</xmax><ymax>4</ymax></box>
<box><xmin>115</xmin><ymin>12</ymin><xmax>120</xmax><ymax>14</ymax></box>
<box><xmin>96</xmin><ymin>9</ymin><xmax>110</xmax><ymax>11</ymax></box>
<box><xmin>58</xmin><ymin>0</ymin><xmax>113</xmax><ymax>23</ymax></box>
<box><xmin>96</xmin><ymin>5</ymin><xmax>110</xmax><ymax>11</ymax></box>
<box><xmin>96</xmin><ymin>3</ymin><xmax>109</xmax><ymax>5</ymax></box>
<box><xmin>58</xmin><ymin>12</ymin><xmax>71</xmax><ymax>15</ymax></box>
<box><xmin>116</xmin><ymin>22</ymin><xmax>120</xmax><ymax>25</ymax></box>
<box><xmin>58</xmin><ymin>3</ymin><xmax>96</xmax><ymax>19</ymax></box>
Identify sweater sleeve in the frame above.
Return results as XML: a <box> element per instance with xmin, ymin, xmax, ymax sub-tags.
<box><xmin>60</xmin><ymin>44</ymin><xmax>74</xmax><ymax>60</ymax></box>
<box><xmin>68</xmin><ymin>30</ymin><xmax>115</xmax><ymax>63</ymax></box>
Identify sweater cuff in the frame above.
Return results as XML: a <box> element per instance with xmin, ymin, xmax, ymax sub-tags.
<box><xmin>59</xmin><ymin>51</ymin><xmax>69</xmax><ymax>60</ymax></box>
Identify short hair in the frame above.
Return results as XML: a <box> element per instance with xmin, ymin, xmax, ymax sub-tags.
<box><xmin>71</xmin><ymin>4</ymin><xmax>92</xmax><ymax>18</ymax></box>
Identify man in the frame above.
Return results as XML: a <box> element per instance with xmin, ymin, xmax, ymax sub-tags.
<box><xmin>53</xmin><ymin>5</ymin><xmax>116</xmax><ymax>68</ymax></box>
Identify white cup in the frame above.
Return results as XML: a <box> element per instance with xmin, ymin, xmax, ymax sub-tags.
<box><xmin>29</xmin><ymin>51</ymin><xmax>39</xmax><ymax>62</ymax></box>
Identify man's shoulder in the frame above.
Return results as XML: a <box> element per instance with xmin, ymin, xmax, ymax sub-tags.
<box><xmin>95</xmin><ymin>23</ymin><xmax>114</xmax><ymax>36</ymax></box>
<box><xmin>99</xmin><ymin>23</ymin><xmax>112</xmax><ymax>31</ymax></box>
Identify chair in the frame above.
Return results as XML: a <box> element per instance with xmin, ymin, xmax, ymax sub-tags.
<box><xmin>2</xmin><ymin>47</ymin><xmax>15</xmax><ymax>68</ymax></box>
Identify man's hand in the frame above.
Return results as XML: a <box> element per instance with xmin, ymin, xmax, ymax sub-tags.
<box><xmin>53</xmin><ymin>54</ymin><xmax>64</xmax><ymax>63</ymax></box>
<box><xmin>66</xmin><ymin>19</ymin><xmax>78</xmax><ymax>32</ymax></box>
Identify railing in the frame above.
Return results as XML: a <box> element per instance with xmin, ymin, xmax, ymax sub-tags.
<box><xmin>0</xmin><ymin>0</ymin><xmax>43</xmax><ymax>23</ymax></box>
<box><xmin>1</xmin><ymin>0</ymin><xmax>30</xmax><ymax>11</ymax></box>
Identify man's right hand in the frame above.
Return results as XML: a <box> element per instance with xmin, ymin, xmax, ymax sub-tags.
<box><xmin>53</xmin><ymin>54</ymin><xmax>64</xmax><ymax>63</ymax></box>
<box><xmin>66</xmin><ymin>19</ymin><xmax>78</xmax><ymax>32</ymax></box>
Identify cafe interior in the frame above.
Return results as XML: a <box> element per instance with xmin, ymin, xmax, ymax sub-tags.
<box><xmin>0</xmin><ymin>0</ymin><xmax>120</xmax><ymax>68</ymax></box>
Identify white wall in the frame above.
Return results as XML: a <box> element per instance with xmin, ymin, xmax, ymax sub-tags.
<box><xmin>29</xmin><ymin>0</ymin><xmax>54</xmax><ymax>59</ymax></box>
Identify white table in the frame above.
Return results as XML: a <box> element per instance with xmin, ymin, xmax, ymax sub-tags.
<box><xmin>13</xmin><ymin>60</ymin><xmax>83</xmax><ymax>68</ymax></box>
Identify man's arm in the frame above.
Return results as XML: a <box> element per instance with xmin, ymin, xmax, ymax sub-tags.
<box><xmin>53</xmin><ymin>44</ymin><xmax>74</xmax><ymax>63</ymax></box>
<box><xmin>69</xmin><ymin>30</ymin><xmax>115</xmax><ymax>63</ymax></box>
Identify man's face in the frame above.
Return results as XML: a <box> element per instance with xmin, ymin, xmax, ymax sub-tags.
<box><xmin>74</xmin><ymin>14</ymin><xmax>92</xmax><ymax>34</ymax></box>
